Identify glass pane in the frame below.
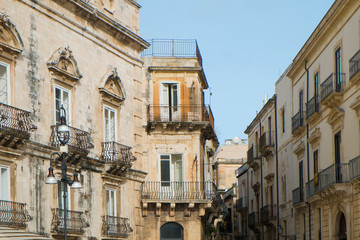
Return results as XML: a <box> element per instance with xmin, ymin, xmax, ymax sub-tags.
<box><xmin>161</xmin><ymin>160</ymin><xmax>170</xmax><ymax>183</ymax></box>
<box><xmin>1</xmin><ymin>167</ymin><xmax>9</xmax><ymax>200</ymax></box>
<box><xmin>172</xmin><ymin>85</ymin><xmax>178</xmax><ymax>107</ymax></box>
<box><xmin>173</xmin><ymin>154</ymin><xmax>182</xmax><ymax>182</ymax></box>
<box><xmin>0</xmin><ymin>65</ymin><xmax>7</xmax><ymax>104</ymax></box>
<box><xmin>162</xmin><ymin>84</ymin><xmax>169</xmax><ymax>105</ymax></box>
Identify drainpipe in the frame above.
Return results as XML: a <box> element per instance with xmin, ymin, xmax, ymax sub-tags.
<box><xmin>275</xmin><ymin>95</ymin><xmax>280</xmax><ymax>240</ymax></box>
<box><xmin>305</xmin><ymin>61</ymin><xmax>311</xmax><ymax>240</ymax></box>
<box><xmin>259</xmin><ymin>120</ymin><xmax>264</xmax><ymax>240</ymax></box>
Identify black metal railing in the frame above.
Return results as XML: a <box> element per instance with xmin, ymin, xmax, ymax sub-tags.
<box><xmin>292</xmin><ymin>187</ymin><xmax>304</xmax><ymax>204</ymax></box>
<box><xmin>51</xmin><ymin>208</ymin><xmax>89</xmax><ymax>235</ymax></box>
<box><xmin>141</xmin><ymin>39</ymin><xmax>203</xmax><ymax>65</ymax></box>
<box><xmin>147</xmin><ymin>105</ymin><xmax>214</xmax><ymax>128</ymax></box>
<box><xmin>248</xmin><ymin>212</ymin><xmax>259</xmax><ymax>228</ymax></box>
<box><xmin>306</xmin><ymin>95</ymin><xmax>319</xmax><ymax>119</ymax></box>
<box><xmin>260</xmin><ymin>205</ymin><xmax>275</xmax><ymax>223</ymax></box>
<box><xmin>306</xmin><ymin>179</ymin><xmax>317</xmax><ymax>198</ymax></box>
<box><xmin>349</xmin><ymin>155</ymin><xmax>360</xmax><ymax>180</ymax></box>
<box><xmin>320</xmin><ymin>73</ymin><xmax>346</xmax><ymax>102</ymax></box>
<box><xmin>0</xmin><ymin>200</ymin><xmax>32</xmax><ymax>228</ymax></box>
<box><xmin>101</xmin><ymin>142</ymin><xmax>135</xmax><ymax>165</ymax></box>
<box><xmin>102</xmin><ymin>216</ymin><xmax>132</xmax><ymax>238</ymax></box>
<box><xmin>236</xmin><ymin>198</ymin><xmax>247</xmax><ymax>212</ymax></box>
<box><xmin>292</xmin><ymin>111</ymin><xmax>305</xmax><ymax>133</ymax></box>
<box><xmin>259</xmin><ymin>131</ymin><xmax>274</xmax><ymax>151</ymax></box>
<box><xmin>141</xmin><ymin>181</ymin><xmax>215</xmax><ymax>200</ymax></box>
<box><xmin>0</xmin><ymin>103</ymin><xmax>37</xmax><ymax>137</ymax></box>
<box><xmin>247</xmin><ymin>145</ymin><xmax>259</xmax><ymax>162</ymax></box>
<box><xmin>50</xmin><ymin>125</ymin><xmax>94</xmax><ymax>152</ymax></box>
<box><xmin>350</xmin><ymin>49</ymin><xmax>360</xmax><ymax>79</ymax></box>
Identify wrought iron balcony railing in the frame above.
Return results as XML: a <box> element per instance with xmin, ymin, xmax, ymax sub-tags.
<box><xmin>141</xmin><ymin>39</ymin><xmax>203</xmax><ymax>66</ymax></box>
<box><xmin>350</xmin><ymin>155</ymin><xmax>360</xmax><ymax>180</ymax></box>
<box><xmin>147</xmin><ymin>105</ymin><xmax>214</xmax><ymax>129</ymax></box>
<box><xmin>248</xmin><ymin>212</ymin><xmax>259</xmax><ymax>228</ymax></box>
<box><xmin>292</xmin><ymin>111</ymin><xmax>305</xmax><ymax>133</ymax></box>
<box><xmin>306</xmin><ymin>95</ymin><xmax>319</xmax><ymax>119</ymax></box>
<box><xmin>292</xmin><ymin>187</ymin><xmax>304</xmax><ymax>204</ymax></box>
<box><xmin>141</xmin><ymin>181</ymin><xmax>215</xmax><ymax>201</ymax></box>
<box><xmin>260</xmin><ymin>205</ymin><xmax>275</xmax><ymax>223</ymax></box>
<box><xmin>259</xmin><ymin>131</ymin><xmax>274</xmax><ymax>152</ymax></box>
<box><xmin>0</xmin><ymin>200</ymin><xmax>32</xmax><ymax>228</ymax></box>
<box><xmin>236</xmin><ymin>198</ymin><xmax>247</xmax><ymax>212</ymax></box>
<box><xmin>101</xmin><ymin>142</ymin><xmax>135</xmax><ymax>165</ymax></box>
<box><xmin>51</xmin><ymin>208</ymin><xmax>89</xmax><ymax>235</ymax></box>
<box><xmin>50</xmin><ymin>125</ymin><xmax>94</xmax><ymax>153</ymax></box>
<box><xmin>0</xmin><ymin>103</ymin><xmax>37</xmax><ymax>138</ymax></box>
<box><xmin>350</xmin><ymin>49</ymin><xmax>360</xmax><ymax>79</ymax></box>
<box><xmin>102</xmin><ymin>216</ymin><xmax>132</xmax><ymax>238</ymax></box>
<box><xmin>247</xmin><ymin>145</ymin><xmax>260</xmax><ymax>162</ymax></box>
<box><xmin>320</xmin><ymin>73</ymin><xmax>346</xmax><ymax>102</ymax></box>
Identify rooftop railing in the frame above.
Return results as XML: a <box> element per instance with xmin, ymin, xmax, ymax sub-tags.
<box><xmin>0</xmin><ymin>103</ymin><xmax>37</xmax><ymax>138</ymax></box>
<box><xmin>306</xmin><ymin>95</ymin><xmax>319</xmax><ymax>119</ymax></box>
<box><xmin>51</xmin><ymin>208</ymin><xmax>89</xmax><ymax>235</ymax></box>
<box><xmin>0</xmin><ymin>200</ymin><xmax>32</xmax><ymax>228</ymax></box>
<box><xmin>101</xmin><ymin>142</ymin><xmax>135</xmax><ymax>165</ymax></box>
<box><xmin>292</xmin><ymin>111</ymin><xmax>305</xmax><ymax>133</ymax></box>
<box><xmin>141</xmin><ymin>39</ymin><xmax>203</xmax><ymax>66</ymax></box>
<box><xmin>141</xmin><ymin>181</ymin><xmax>215</xmax><ymax>201</ymax></box>
<box><xmin>350</xmin><ymin>49</ymin><xmax>360</xmax><ymax>79</ymax></box>
<box><xmin>50</xmin><ymin>125</ymin><xmax>94</xmax><ymax>153</ymax></box>
<box><xmin>147</xmin><ymin>105</ymin><xmax>214</xmax><ymax>129</ymax></box>
<box><xmin>102</xmin><ymin>216</ymin><xmax>132</xmax><ymax>238</ymax></box>
<box><xmin>320</xmin><ymin>73</ymin><xmax>346</xmax><ymax>102</ymax></box>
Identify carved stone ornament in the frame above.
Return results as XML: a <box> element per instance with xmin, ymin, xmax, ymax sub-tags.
<box><xmin>293</xmin><ymin>140</ymin><xmax>305</xmax><ymax>158</ymax></box>
<box><xmin>327</xmin><ymin>108</ymin><xmax>344</xmax><ymax>131</ymax></box>
<box><xmin>47</xmin><ymin>46</ymin><xmax>82</xmax><ymax>83</ymax></box>
<box><xmin>0</xmin><ymin>10</ymin><xmax>24</xmax><ymax>54</ymax></box>
<box><xmin>307</xmin><ymin>127</ymin><xmax>321</xmax><ymax>147</ymax></box>
<box><xmin>99</xmin><ymin>68</ymin><xmax>126</xmax><ymax>106</ymax></box>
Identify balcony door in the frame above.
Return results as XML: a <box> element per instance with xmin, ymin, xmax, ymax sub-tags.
<box><xmin>160</xmin><ymin>154</ymin><xmax>183</xmax><ymax>198</ymax></box>
<box><xmin>335</xmin><ymin>47</ymin><xmax>342</xmax><ymax>91</ymax></box>
<box><xmin>0</xmin><ymin>166</ymin><xmax>10</xmax><ymax>201</ymax></box>
<box><xmin>161</xmin><ymin>83</ymin><xmax>180</xmax><ymax>121</ymax></box>
<box><xmin>335</xmin><ymin>131</ymin><xmax>342</xmax><ymax>183</ymax></box>
<box><xmin>57</xmin><ymin>181</ymin><xmax>71</xmax><ymax>230</ymax></box>
<box><xmin>105</xmin><ymin>188</ymin><xmax>118</xmax><ymax>235</ymax></box>
<box><xmin>0</xmin><ymin>62</ymin><xmax>9</xmax><ymax>104</ymax></box>
<box><xmin>104</xmin><ymin>106</ymin><xmax>117</xmax><ymax>161</ymax></box>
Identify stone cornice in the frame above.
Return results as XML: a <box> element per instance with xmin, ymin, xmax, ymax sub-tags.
<box><xmin>244</xmin><ymin>96</ymin><xmax>275</xmax><ymax>134</ymax></box>
<box><xmin>124</xmin><ymin>0</ymin><xmax>141</xmax><ymax>9</ymax></box>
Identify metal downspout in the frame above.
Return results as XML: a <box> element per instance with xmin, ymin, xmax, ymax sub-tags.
<box><xmin>259</xmin><ymin>120</ymin><xmax>264</xmax><ymax>240</ymax></box>
<box><xmin>275</xmin><ymin>95</ymin><xmax>280</xmax><ymax>239</ymax></box>
<box><xmin>305</xmin><ymin>61</ymin><xmax>311</xmax><ymax>240</ymax></box>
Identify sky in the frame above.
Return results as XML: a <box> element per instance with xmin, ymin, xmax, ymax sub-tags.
<box><xmin>138</xmin><ymin>0</ymin><xmax>335</xmax><ymax>144</ymax></box>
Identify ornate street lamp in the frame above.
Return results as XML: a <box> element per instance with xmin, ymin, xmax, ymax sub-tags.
<box><xmin>45</xmin><ymin>105</ymin><xmax>82</xmax><ymax>240</ymax></box>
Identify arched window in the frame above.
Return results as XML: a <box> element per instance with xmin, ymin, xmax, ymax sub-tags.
<box><xmin>160</xmin><ymin>222</ymin><xmax>183</xmax><ymax>240</ymax></box>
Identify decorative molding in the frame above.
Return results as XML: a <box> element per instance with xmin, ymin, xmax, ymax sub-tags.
<box><xmin>350</xmin><ymin>95</ymin><xmax>360</xmax><ymax>120</ymax></box>
<box><xmin>327</xmin><ymin>108</ymin><xmax>345</xmax><ymax>131</ymax></box>
<box><xmin>99</xmin><ymin>68</ymin><xmax>126</xmax><ymax>106</ymax></box>
<box><xmin>293</xmin><ymin>140</ymin><xmax>305</xmax><ymax>157</ymax></box>
<box><xmin>0</xmin><ymin>10</ymin><xmax>24</xmax><ymax>55</ymax></box>
<box><xmin>47</xmin><ymin>46</ymin><xmax>82</xmax><ymax>85</ymax></box>
<box><xmin>308</xmin><ymin>128</ymin><xmax>321</xmax><ymax>147</ymax></box>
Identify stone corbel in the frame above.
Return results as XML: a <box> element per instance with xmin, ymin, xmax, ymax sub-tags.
<box><xmin>155</xmin><ymin>202</ymin><xmax>161</xmax><ymax>217</ymax></box>
<box><xmin>199</xmin><ymin>203</ymin><xmax>212</xmax><ymax>217</ymax></box>
<box><xmin>185</xmin><ymin>203</ymin><xmax>195</xmax><ymax>217</ymax></box>
<box><xmin>351</xmin><ymin>95</ymin><xmax>360</xmax><ymax>120</ymax></box>
<box><xmin>142</xmin><ymin>202</ymin><xmax>148</xmax><ymax>217</ymax></box>
<box><xmin>307</xmin><ymin>128</ymin><xmax>321</xmax><ymax>147</ymax></box>
<box><xmin>169</xmin><ymin>203</ymin><xmax>175</xmax><ymax>217</ymax></box>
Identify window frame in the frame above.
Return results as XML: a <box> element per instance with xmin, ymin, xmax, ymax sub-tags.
<box><xmin>103</xmin><ymin>105</ymin><xmax>117</xmax><ymax>142</ymax></box>
<box><xmin>57</xmin><ymin>180</ymin><xmax>71</xmax><ymax>210</ymax></box>
<box><xmin>105</xmin><ymin>188</ymin><xmax>117</xmax><ymax>217</ymax></box>
<box><xmin>158</xmin><ymin>154</ymin><xmax>184</xmax><ymax>185</ymax></box>
<box><xmin>0</xmin><ymin>61</ymin><xmax>10</xmax><ymax>104</ymax></box>
<box><xmin>54</xmin><ymin>85</ymin><xmax>71</xmax><ymax>125</ymax></box>
<box><xmin>0</xmin><ymin>165</ymin><xmax>10</xmax><ymax>201</ymax></box>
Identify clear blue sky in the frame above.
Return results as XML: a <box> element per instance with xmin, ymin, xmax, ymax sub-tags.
<box><xmin>138</xmin><ymin>0</ymin><xmax>335</xmax><ymax>144</ymax></box>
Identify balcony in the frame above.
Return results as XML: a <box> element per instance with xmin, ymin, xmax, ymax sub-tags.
<box><xmin>0</xmin><ymin>103</ymin><xmax>37</xmax><ymax>148</ymax></box>
<box><xmin>102</xmin><ymin>216</ymin><xmax>133</xmax><ymax>238</ymax></box>
<box><xmin>349</xmin><ymin>49</ymin><xmax>360</xmax><ymax>82</ymax></box>
<box><xmin>51</xmin><ymin>208</ymin><xmax>89</xmax><ymax>235</ymax></box>
<box><xmin>50</xmin><ymin>125</ymin><xmax>94</xmax><ymax>156</ymax></box>
<box><xmin>306</xmin><ymin>163</ymin><xmax>350</xmax><ymax>199</ymax></box>
<box><xmin>350</xmin><ymin>155</ymin><xmax>360</xmax><ymax>180</ymax></box>
<box><xmin>141</xmin><ymin>39</ymin><xmax>203</xmax><ymax>66</ymax></box>
<box><xmin>292</xmin><ymin>187</ymin><xmax>304</xmax><ymax>206</ymax></box>
<box><xmin>247</xmin><ymin>145</ymin><xmax>260</xmax><ymax>169</ymax></box>
<box><xmin>292</xmin><ymin>111</ymin><xmax>305</xmax><ymax>135</ymax></box>
<box><xmin>260</xmin><ymin>205</ymin><xmax>275</xmax><ymax>224</ymax></box>
<box><xmin>259</xmin><ymin>131</ymin><xmax>274</xmax><ymax>158</ymax></box>
<box><xmin>0</xmin><ymin>200</ymin><xmax>32</xmax><ymax>228</ymax></box>
<box><xmin>141</xmin><ymin>181</ymin><xmax>214</xmax><ymax>202</ymax></box>
<box><xmin>306</xmin><ymin>95</ymin><xmax>320</xmax><ymax>121</ymax></box>
<box><xmin>320</xmin><ymin>73</ymin><xmax>346</xmax><ymax>108</ymax></box>
<box><xmin>248</xmin><ymin>212</ymin><xmax>259</xmax><ymax>229</ymax></box>
<box><xmin>235</xmin><ymin>198</ymin><xmax>247</xmax><ymax>212</ymax></box>
<box><xmin>101</xmin><ymin>142</ymin><xmax>136</xmax><ymax>175</ymax></box>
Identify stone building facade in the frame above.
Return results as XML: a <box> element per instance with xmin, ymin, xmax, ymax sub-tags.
<box><xmin>240</xmin><ymin>0</ymin><xmax>360</xmax><ymax>239</ymax></box>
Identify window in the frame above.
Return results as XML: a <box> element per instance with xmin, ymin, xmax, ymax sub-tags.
<box><xmin>160</xmin><ymin>154</ymin><xmax>183</xmax><ymax>186</ymax></box>
<box><xmin>57</xmin><ymin>180</ymin><xmax>70</xmax><ymax>210</ymax></box>
<box><xmin>105</xmin><ymin>188</ymin><xmax>116</xmax><ymax>216</ymax></box>
<box><xmin>0</xmin><ymin>62</ymin><xmax>9</xmax><ymax>104</ymax></box>
<box><xmin>313</xmin><ymin>150</ymin><xmax>319</xmax><ymax>175</ymax></box>
<box><xmin>55</xmin><ymin>86</ymin><xmax>71</xmax><ymax>124</ymax></box>
<box><xmin>282</xmin><ymin>109</ymin><xmax>285</xmax><ymax>133</ymax></box>
<box><xmin>335</xmin><ymin>47</ymin><xmax>342</xmax><ymax>91</ymax></box>
<box><xmin>299</xmin><ymin>90</ymin><xmax>303</xmax><ymax>113</ymax></box>
<box><xmin>104</xmin><ymin>106</ymin><xmax>116</xmax><ymax>142</ymax></box>
<box><xmin>0</xmin><ymin>166</ymin><xmax>10</xmax><ymax>200</ymax></box>
<box><xmin>314</xmin><ymin>72</ymin><xmax>319</xmax><ymax>99</ymax></box>
<box><xmin>161</xmin><ymin>83</ymin><xmax>180</xmax><ymax>121</ymax></box>
<box><xmin>335</xmin><ymin>131</ymin><xmax>342</xmax><ymax>182</ymax></box>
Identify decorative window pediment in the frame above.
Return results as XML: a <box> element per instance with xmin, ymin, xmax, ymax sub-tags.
<box><xmin>47</xmin><ymin>46</ymin><xmax>82</xmax><ymax>85</ymax></box>
<box><xmin>0</xmin><ymin>11</ymin><xmax>24</xmax><ymax>56</ymax></box>
<box><xmin>327</xmin><ymin>108</ymin><xmax>344</xmax><ymax>131</ymax></box>
<box><xmin>293</xmin><ymin>140</ymin><xmax>305</xmax><ymax>158</ymax></box>
<box><xmin>99</xmin><ymin>68</ymin><xmax>126</xmax><ymax>106</ymax></box>
<box><xmin>308</xmin><ymin>127</ymin><xmax>321</xmax><ymax>147</ymax></box>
